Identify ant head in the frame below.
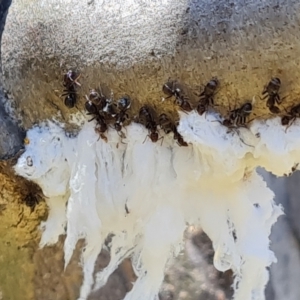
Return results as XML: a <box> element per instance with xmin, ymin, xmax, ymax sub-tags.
<box><xmin>150</xmin><ymin>132</ymin><xmax>159</xmax><ymax>142</ymax></box>
<box><xmin>222</xmin><ymin>119</ymin><xmax>232</xmax><ymax>127</ymax></box>
<box><xmin>281</xmin><ymin>116</ymin><xmax>291</xmax><ymax>126</ymax></box>
<box><xmin>272</xmin><ymin>77</ymin><xmax>281</xmax><ymax>85</ymax></box>
<box><xmin>89</xmin><ymin>89</ymin><xmax>100</xmax><ymax>99</ymax></box>
<box><xmin>117</xmin><ymin>96</ymin><xmax>131</xmax><ymax>110</ymax></box>
<box><xmin>208</xmin><ymin>78</ymin><xmax>219</xmax><ymax>89</ymax></box>
<box><xmin>115</xmin><ymin>123</ymin><xmax>122</xmax><ymax>131</ymax></box>
<box><xmin>98</xmin><ymin>122</ymin><xmax>107</xmax><ymax>133</ymax></box>
<box><xmin>196</xmin><ymin>103</ymin><xmax>205</xmax><ymax>115</ymax></box>
<box><xmin>242</xmin><ymin>103</ymin><xmax>252</xmax><ymax>114</ymax></box>
<box><xmin>178</xmin><ymin>138</ymin><xmax>188</xmax><ymax>147</ymax></box>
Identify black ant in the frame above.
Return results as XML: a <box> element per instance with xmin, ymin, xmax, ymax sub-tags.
<box><xmin>114</xmin><ymin>96</ymin><xmax>131</xmax><ymax>138</ymax></box>
<box><xmin>158</xmin><ymin>113</ymin><xmax>175</xmax><ymax>134</ymax></box>
<box><xmin>138</xmin><ymin>106</ymin><xmax>161</xmax><ymax>143</ymax></box>
<box><xmin>196</xmin><ymin>78</ymin><xmax>219</xmax><ymax>115</ymax></box>
<box><xmin>221</xmin><ymin>102</ymin><xmax>254</xmax><ymax>147</ymax></box>
<box><xmin>158</xmin><ymin>114</ymin><xmax>188</xmax><ymax>146</ymax></box>
<box><xmin>61</xmin><ymin>70</ymin><xmax>81</xmax><ymax>108</ymax></box>
<box><xmin>102</xmin><ymin>98</ymin><xmax>118</xmax><ymax>122</ymax></box>
<box><xmin>162</xmin><ymin>80</ymin><xmax>193</xmax><ymax>112</ymax></box>
<box><xmin>88</xmin><ymin>89</ymin><xmax>107</xmax><ymax>111</ymax></box>
<box><xmin>222</xmin><ymin>102</ymin><xmax>253</xmax><ymax>128</ymax></box>
<box><xmin>95</xmin><ymin>114</ymin><xmax>108</xmax><ymax>142</ymax></box>
<box><xmin>84</xmin><ymin>90</ymin><xmax>109</xmax><ymax>142</ymax></box>
<box><xmin>281</xmin><ymin>103</ymin><xmax>300</xmax><ymax>131</ymax></box>
<box><xmin>85</xmin><ymin>100</ymin><xmax>98</xmax><ymax>120</ymax></box>
<box><xmin>262</xmin><ymin>78</ymin><xmax>282</xmax><ymax>114</ymax></box>
<box><xmin>173</xmin><ymin>126</ymin><xmax>188</xmax><ymax>147</ymax></box>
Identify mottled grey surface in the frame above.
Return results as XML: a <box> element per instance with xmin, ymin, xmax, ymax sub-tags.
<box><xmin>0</xmin><ymin>90</ymin><xmax>24</xmax><ymax>159</ymax></box>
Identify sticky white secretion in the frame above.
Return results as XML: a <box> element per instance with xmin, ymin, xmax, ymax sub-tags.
<box><xmin>15</xmin><ymin>111</ymin><xmax>291</xmax><ymax>300</ymax></box>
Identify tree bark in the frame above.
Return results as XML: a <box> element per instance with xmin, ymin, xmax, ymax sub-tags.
<box><xmin>1</xmin><ymin>1</ymin><xmax>300</xmax><ymax>300</ymax></box>
<box><xmin>1</xmin><ymin>0</ymin><xmax>300</xmax><ymax>128</ymax></box>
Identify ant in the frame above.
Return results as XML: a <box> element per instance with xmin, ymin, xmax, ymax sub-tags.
<box><xmin>262</xmin><ymin>77</ymin><xmax>282</xmax><ymax>114</ymax></box>
<box><xmin>173</xmin><ymin>126</ymin><xmax>188</xmax><ymax>147</ymax></box>
<box><xmin>95</xmin><ymin>114</ymin><xmax>108</xmax><ymax>142</ymax></box>
<box><xmin>88</xmin><ymin>89</ymin><xmax>107</xmax><ymax>111</ymax></box>
<box><xmin>162</xmin><ymin>80</ymin><xmax>193</xmax><ymax>112</ymax></box>
<box><xmin>138</xmin><ymin>106</ymin><xmax>161</xmax><ymax>143</ymax></box>
<box><xmin>281</xmin><ymin>103</ymin><xmax>300</xmax><ymax>131</ymax></box>
<box><xmin>61</xmin><ymin>70</ymin><xmax>81</xmax><ymax>108</ymax></box>
<box><xmin>114</xmin><ymin>96</ymin><xmax>131</xmax><ymax>138</ymax></box>
<box><xmin>158</xmin><ymin>113</ymin><xmax>188</xmax><ymax>146</ymax></box>
<box><xmin>84</xmin><ymin>90</ymin><xmax>109</xmax><ymax>142</ymax></box>
<box><xmin>196</xmin><ymin>78</ymin><xmax>219</xmax><ymax>115</ymax></box>
<box><xmin>222</xmin><ymin>102</ymin><xmax>253</xmax><ymax>128</ymax></box>
<box><xmin>221</xmin><ymin>102</ymin><xmax>254</xmax><ymax>147</ymax></box>
<box><xmin>158</xmin><ymin>113</ymin><xmax>175</xmax><ymax>134</ymax></box>
<box><xmin>85</xmin><ymin>100</ymin><xmax>99</xmax><ymax>121</ymax></box>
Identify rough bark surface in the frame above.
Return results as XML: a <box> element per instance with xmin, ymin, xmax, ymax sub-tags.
<box><xmin>1</xmin><ymin>1</ymin><xmax>300</xmax><ymax>300</ymax></box>
<box><xmin>2</xmin><ymin>0</ymin><xmax>300</xmax><ymax>129</ymax></box>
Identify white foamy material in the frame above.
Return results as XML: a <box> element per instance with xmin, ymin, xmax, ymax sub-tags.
<box><xmin>15</xmin><ymin>111</ymin><xmax>292</xmax><ymax>300</ymax></box>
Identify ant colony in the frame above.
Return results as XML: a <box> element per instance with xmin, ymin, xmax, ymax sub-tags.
<box><xmin>15</xmin><ymin>72</ymin><xmax>300</xmax><ymax>300</ymax></box>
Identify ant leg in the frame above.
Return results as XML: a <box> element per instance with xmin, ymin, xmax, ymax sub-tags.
<box><xmin>159</xmin><ymin>136</ymin><xmax>164</xmax><ymax>146</ymax></box>
<box><xmin>118</xmin><ymin>130</ymin><xmax>126</xmax><ymax>139</ymax></box>
<box><xmin>88</xmin><ymin>116</ymin><xmax>96</xmax><ymax>122</ymax></box>
<box><xmin>143</xmin><ymin>135</ymin><xmax>148</xmax><ymax>144</ymax></box>
<box><xmin>285</xmin><ymin>117</ymin><xmax>296</xmax><ymax>133</ymax></box>
<box><xmin>204</xmin><ymin>109</ymin><xmax>208</xmax><ymax>119</ymax></box>
<box><xmin>73</xmin><ymin>74</ymin><xmax>81</xmax><ymax>86</ymax></box>
<box><xmin>164</xmin><ymin>95</ymin><xmax>173</xmax><ymax>100</ymax></box>
<box><xmin>276</xmin><ymin>95</ymin><xmax>287</xmax><ymax>105</ymax></box>
<box><xmin>178</xmin><ymin>106</ymin><xmax>189</xmax><ymax>115</ymax></box>
<box><xmin>100</xmin><ymin>133</ymin><xmax>108</xmax><ymax>143</ymax></box>
<box><xmin>235</xmin><ymin>129</ymin><xmax>254</xmax><ymax>148</ymax></box>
